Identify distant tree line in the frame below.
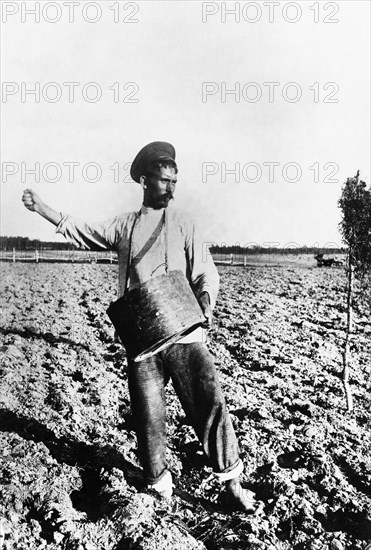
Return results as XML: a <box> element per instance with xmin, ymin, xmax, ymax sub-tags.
<box><xmin>210</xmin><ymin>245</ymin><xmax>345</xmax><ymax>255</ymax></box>
<box><xmin>0</xmin><ymin>236</ymin><xmax>74</xmax><ymax>251</ymax></box>
<box><xmin>1</xmin><ymin>236</ymin><xmax>346</xmax><ymax>255</ymax></box>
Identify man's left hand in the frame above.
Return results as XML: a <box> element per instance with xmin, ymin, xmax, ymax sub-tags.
<box><xmin>199</xmin><ymin>292</ymin><xmax>213</xmax><ymax>328</ymax></box>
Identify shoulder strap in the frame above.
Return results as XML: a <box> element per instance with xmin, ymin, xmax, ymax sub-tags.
<box><xmin>124</xmin><ymin>209</ymin><xmax>168</xmax><ymax>294</ymax></box>
<box><xmin>124</xmin><ymin>211</ymin><xmax>140</xmax><ymax>295</ymax></box>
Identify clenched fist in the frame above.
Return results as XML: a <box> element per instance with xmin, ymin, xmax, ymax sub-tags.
<box><xmin>21</xmin><ymin>190</ymin><xmax>62</xmax><ymax>226</ymax></box>
<box><xmin>22</xmin><ymin>189</ymin><xmax>42</xmax><ymax>212</ymax></box>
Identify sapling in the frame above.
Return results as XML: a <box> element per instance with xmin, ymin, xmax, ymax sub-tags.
<box><xmin>338</xmin><ymin>170</ymin><xmax>371</xmax><ymax>412</ymax></box>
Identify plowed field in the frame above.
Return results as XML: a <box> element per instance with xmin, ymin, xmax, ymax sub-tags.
<box><xmin>1</xmin><ymin>263</ymin><xmax>370</xmax><ymax>550</ymax></box>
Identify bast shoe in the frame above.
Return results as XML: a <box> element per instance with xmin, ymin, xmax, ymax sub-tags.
<box><xmin>146</xmin><ymin>470</ymin><xmax>173</xmax><ymax>499</ymax></box>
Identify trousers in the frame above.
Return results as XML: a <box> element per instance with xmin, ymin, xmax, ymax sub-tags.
<box><xmin>127</xmin><ymin>341</ymin><xmax>241</xmax><ymax>484</ymax></box>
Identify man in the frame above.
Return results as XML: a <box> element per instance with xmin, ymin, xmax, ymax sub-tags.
<box><xmin>22</xmin><ymin>141</ymin><xmax>258</xmax><ymax>512</ymax></box>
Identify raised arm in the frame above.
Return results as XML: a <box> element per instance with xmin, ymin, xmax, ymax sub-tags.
<box><xmin>22</xmin><ymin>188</ymin><xmax>61</xmax><ymax>225</ymax></box>
<box><xmin>21</xmin><ymin>188</ymin><xmax>122</xmax><ymax>251</ymax></box>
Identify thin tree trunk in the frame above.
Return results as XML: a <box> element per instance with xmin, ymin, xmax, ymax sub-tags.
<box><xmin>342</xmin><ymin>251</ymin><xmax>354</xmax><ymax>412</ymax></box>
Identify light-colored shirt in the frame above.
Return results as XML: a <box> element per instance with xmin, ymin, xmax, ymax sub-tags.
<box><xmin>55</xmin><ymin>202</ymin><xmax>219</xmax><ymax>343</ymax></box>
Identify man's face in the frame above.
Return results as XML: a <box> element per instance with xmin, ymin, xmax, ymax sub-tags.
<box><xmin>143</xmin><ymin>166</ymin><xmax>177</xmax><ymax>209</ymax></box>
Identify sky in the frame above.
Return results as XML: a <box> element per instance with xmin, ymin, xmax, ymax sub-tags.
<box><xmin>1</xmin><ymin>0</ymin><xmax>370</xmax><ymax>249</ymax></box>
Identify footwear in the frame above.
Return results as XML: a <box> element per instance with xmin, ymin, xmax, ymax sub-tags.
<box><xmin>146</xmin><ymin>470</ymin><xmax>173</xmax><ymax>499</ymax></box>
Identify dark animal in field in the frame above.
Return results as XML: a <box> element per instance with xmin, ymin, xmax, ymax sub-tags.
<box><xmin>314</xmin><ymin>254</ymin><xmax>337</xmax><ymax>267</ymax></box>
<box><xmin>332</xmin><ymin>259</ymin><xmax>344</xmax><ymax>266</ymax></box>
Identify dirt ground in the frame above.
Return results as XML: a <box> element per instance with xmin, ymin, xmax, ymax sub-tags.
<box><xmin>0</xmin><ymin>262</ymin><xmax>370</xmax><ymax>550</ymax></box>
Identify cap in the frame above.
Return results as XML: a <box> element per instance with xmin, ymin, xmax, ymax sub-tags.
<box><xmin>130</xmin><ymin>141</ymin><xmax>176</xmax><ymax>183</ymax></box>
